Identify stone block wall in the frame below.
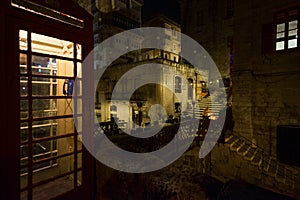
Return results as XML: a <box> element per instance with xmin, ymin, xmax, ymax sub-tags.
<box><xmin>233</xmin><ymin>0</ymin><xmax>300</xmax><ymax>158</ymax></box>
<box><xmin>232</xmin><ymin>71</ymin><xmax>254</xmax><ymax>140</ymax></box>
<box><xmin>250</xmin><ymin>74</ymin><xmax>300</xmax><ymax>157</ymax></box>
<box><xmin>179</xmin><ymin>0</ymin><xmax>233</xmax><ymax>79</ymax></box>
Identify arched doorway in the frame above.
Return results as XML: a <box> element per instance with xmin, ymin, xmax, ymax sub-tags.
<box><xmin>188</xmin><ymin>78</ymin><xmax>194</xmax><ymax>100</ymax></box>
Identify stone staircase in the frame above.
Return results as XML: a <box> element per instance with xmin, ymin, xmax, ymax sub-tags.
<box><xmin>224</xmin><ymin>134</ymin><xmax>300</xmax><ymax>197</ymax></box>
<box><xmin>185</xmin><ymin>96</ymin><xmax>224</xmax><ymax>119</ymax></box>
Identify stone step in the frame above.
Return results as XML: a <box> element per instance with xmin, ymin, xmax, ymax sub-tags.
<box><xmin>237</xmin><ymin>143</ymin><xmax>251</xmax><ymax>156</ymax></box>
<box><xmin>198</xmin><ymin>102</ymin><xmax>223</xmax><ymax>108</ymax></box>
<box><xmin>244</xmin><ymin>147</ymin><xmax>257</xmax><ymax>161</ymax></box>
<box><xmin>229</xmin><ymin>138</ymin><xmax>240</xmax><ymax>148</ymax></box>
<box><xmin>285</xmin><ymin>168</ymin><xmax>295</xmax><ymax>187</ymax></box>
<box><xmin>230</xmin><ymin>139</ymin><xmax>245</xmax><ymax>152</ymax></box>
<box><xmin>263</xmin><ymin>158</ymin><xmax>269</xmax><ymax>172</ymax></box>
<box><xmin>222</xmin><ymin>134</ymin><xmax>300</xmax><ymax>192</ymax></box>
<box><xmin>198</xmin><ymin>106</ymin><xmax>224</xmax><ymax>110</ymax></box>
<box><xmin>251</xmin><ymin>150</ymin><xmax>262</xmax><ymax>166</ymax></box>
<box><xmin>267</xmin><ymin>159</ymin><xmax>278</xmax><ymax>177</ymax></box>
<box><xmin>198</xmin><ymin>104</ymin><xmax>224</xmax><ymax>107</ymax></box>
<box><xmin>225</xmin><ymin>135</ymin><xmax>237</xmax><ymax>146</ymax></box>
<box><xmin>276</xmin><ymin>164</ymin><xmax>286</xmax><ymax>184</ymax></box>
<box><xmin>224</xmin><ymin>134</ymin><xmax>234</xmax><ymax>143</ymax></box>
<box><xmin>187</xmin><ymin>110</ymin><xmax>202</xmax><ymax>113</ymax></box>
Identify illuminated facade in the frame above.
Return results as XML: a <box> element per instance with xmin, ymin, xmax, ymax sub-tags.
<box><xmin>92</xmin><ymin>0</ymin><xmax>144</xmax><ymax>68</ymax></box>
<box><xmin>142</xmin><ymin>15</ymin><xmax>182</xmax><ymax>62</ymax></box>
<box><xmin>94</xmin><ymin>14</ymin><xmax>209</xmax><ymax>130</ymax></box>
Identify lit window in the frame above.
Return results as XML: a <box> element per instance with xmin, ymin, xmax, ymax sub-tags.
<box><xmin>288</xmin><ymin>20</ymin><xmax>298</xmax><ymax>49</ymax></box>
<box><xmin>276</xmin><ymin>20</ymin><xmax>298</xmax><ymax>50</ymax></box>
<box><xmin>275</xmin><ymin>9</ymin><xmax>299</xmax><ymax>51</ymax></box>
<box><xmin>276</xmin><ymin>23</ymin><xmax>285</xmax><ymax>50</ymax></box>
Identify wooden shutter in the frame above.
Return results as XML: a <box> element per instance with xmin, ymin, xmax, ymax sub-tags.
<box><xmin>262</xmin><ymin>23</ymin><xmax>275</xmax><ymax>54</ymax></box>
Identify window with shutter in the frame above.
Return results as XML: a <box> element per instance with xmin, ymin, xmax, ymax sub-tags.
<box><xmin>262</xmin><ymin>23</ymin><xmax>275</xmax><ymax>54</ymax></box>
<box><xmin>273</xmin><ymin>8</ymin><xmax>299</xmax><ymax>51</ymax></box>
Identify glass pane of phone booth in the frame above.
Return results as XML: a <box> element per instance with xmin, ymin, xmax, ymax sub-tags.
<box><xmin>19</xmin><ymin>30</ymin><xmax>82</xmax><ymax>200</ymax></box>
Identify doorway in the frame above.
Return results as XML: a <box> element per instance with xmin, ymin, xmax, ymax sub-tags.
<box><xmin>19</xmin><ymin>29</ymin><xmax>84</xmax><ymax>200</ymax></box>
<box><xmin>1</xmin><ymin>0</ymin><xmax>94</xmax><ymax>199</ymax></box>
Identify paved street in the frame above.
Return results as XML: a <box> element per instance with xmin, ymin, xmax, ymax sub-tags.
<box><xmin>96</xmin><ymin>153</ymin><xmax>297</xmax><ymax>200</ymax></box>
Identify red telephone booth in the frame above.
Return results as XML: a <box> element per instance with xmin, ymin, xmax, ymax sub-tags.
<box><xmin>0</xmin><ymin>0</ymin><xmax>94</xmax><ymax>199</ymax></box>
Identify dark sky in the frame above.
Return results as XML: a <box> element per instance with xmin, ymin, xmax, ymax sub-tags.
<box><xmin>142</xmin><ymin>0</ymin><xmax>180</xmax><ymax>24</ymax></box>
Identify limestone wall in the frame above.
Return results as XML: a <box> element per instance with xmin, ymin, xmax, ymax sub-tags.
<box><xmin>233</xmin><ymin>0</ymin><xmax>300</xmax><ymax>157</ymax></box>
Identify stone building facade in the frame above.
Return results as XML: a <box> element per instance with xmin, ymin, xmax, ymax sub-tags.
<box><xmin>74</xmin><ymin>0</ymin><xmax>300</xmax><ymax>198</ymax></box>
<box><xmin>180</xmin><ymin>0</ymin><xmax>300</xmax><ymax>198</ymax></box>
<box><xmin>143</xmin><ymin>15</ymin><xmax>182</xmax><ymax>63</ymax></box>
<box><xmin>79</xmin><ymin>0</ymin><xmax>211</xmax><ymax>129</ymax></box>
<box><xmin>179</xmin><ymin>0</ymin><xmax>234</xmax><ymax>81</ymax></box>
<box><xmin>232</xmin><ymin>0</ymin><xmax>300</xmax><ymax>156</ymax></box>
<box><xmin>94</xmin><ymin>13</ymin><xmax>208</xmax><ymax>129</ymax></box>
<box><xmin>91</xmin><ymin>0</ymin><xmax>144</xmax><ymax>68</ymax></box>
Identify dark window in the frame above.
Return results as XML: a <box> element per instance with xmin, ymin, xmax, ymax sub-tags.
<box><xmin>175</xmin><ymin>102</ymin><xmax>181</xmax><ymax>113</ymax></box>
<box><xmin>188</xmin><ymin>78</ymin><xmax>193</xmax><ymax>99</ymax></box>
<box><xmin>226</xmin><ymin>0</ymin><xmax>234</xmax><ymax>17</ymax></box>
<box><xmin>175</xmin><ymin>76</ymin><xmax>182</xmax><ymax>93</ymax></box>
<box><xmin>277</xmin><ymin>125</ymin><xmax>300</xmax><ymax>166</ymax></box>
<box><xmin>196</xmin><ymin>11</ymin><xmax>204</xmax><ymax>31</ymax></box>
<box><xmin>110</xmin><ymin>105</ymin><xmax>117</xmax><ymax>111</ymax></box>
<box><xmin>220</xmin><ymin>77</ymin><xmax>230</xmax><ymax>88</ymax></box>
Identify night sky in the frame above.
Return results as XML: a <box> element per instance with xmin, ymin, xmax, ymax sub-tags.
<box><xmin>142</xmin><ymin>0</ymin><xmax>180</xmax><ymax>24</ymax></box>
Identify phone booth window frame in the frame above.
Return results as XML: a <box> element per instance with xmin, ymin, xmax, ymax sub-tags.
<box><xmin>0</xmin><ymin>0</ymin><xmax>94</xmax><ymax>199</ymax></box>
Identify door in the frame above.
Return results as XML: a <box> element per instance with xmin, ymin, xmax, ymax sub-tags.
<box><xmin>1</xmin><ymin>0</ymin><xmax>94</xmax><ymax>199</ymax></box>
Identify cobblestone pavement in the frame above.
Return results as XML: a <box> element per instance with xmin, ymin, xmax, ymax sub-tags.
<box><xmin>96</xmin><ymin>153</ymin><xmax>297</xmax><ymax>200</ymax></box>
<box><xmin>96</xmin><ymin>156</ymin><xmax>221</xmax><ymax>200</ymax></box>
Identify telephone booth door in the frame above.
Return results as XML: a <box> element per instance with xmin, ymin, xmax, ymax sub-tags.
<box><xmin>1</xmin><ymin>0</ymin><xmax>94</xmax><ymax>199</ymax></box>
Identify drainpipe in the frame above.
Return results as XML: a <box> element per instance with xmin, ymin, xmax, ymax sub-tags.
<box><xmin>269</xmin><ymin>120</ymin><xmax>272</xmax><ymax>156</ymax></box>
